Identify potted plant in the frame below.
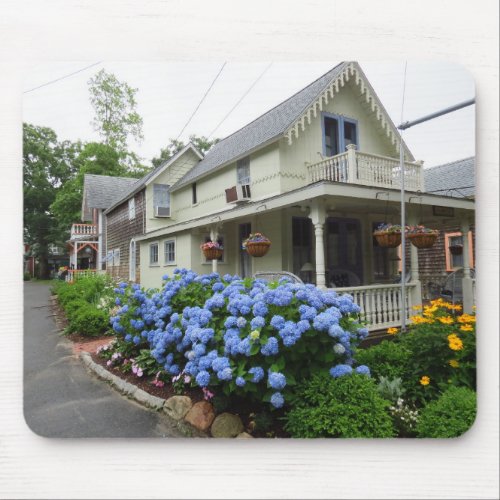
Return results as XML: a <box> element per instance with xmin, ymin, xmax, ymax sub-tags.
<box><xmin>373</xmin><ymin>223</ymin><xmax>403</xmax><ymax>248</ymax></box>
<box><xmin>242</xmin><ymin>232</ymin><xmax>271</xmax><ymax>257</ymax></box>
<box><xmin>201</xmin><ymin>240</ymin><xmax>223</xmax><ymax>260</ymax></box>
<box><xmin>407</xmin><ymin>225</ymin><xmax>439</xmax><ymax>249</ymax></box>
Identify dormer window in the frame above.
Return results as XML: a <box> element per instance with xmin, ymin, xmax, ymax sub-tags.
<box><xmin>323</xmin><ymin>114</ymin><xmax>358</xmax><ymax>157</ymax></box>
<box><xmin>153</xmin><ymin>183</ymin><xmax>170</xmax><ymax>217</ymax></box>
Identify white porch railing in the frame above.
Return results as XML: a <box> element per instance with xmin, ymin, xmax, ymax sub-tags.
<box><xmin>307</xmin><ymin>149</ymin><xmax>424</xmax><ymax>191</ymax></box>
<box><xmin>334</xmin><ymin>282</ymin><xmax>417</xmax><ymax>331</ymax></box>
<box><xmin>71</xmin><ymin>223</ymin><xmax>97</xmax><ymax>238</ymax></box>
<box><xmin>65</xmin><ymin>269</ymin><xmax>105</xmax><ymax>282</ymax></box>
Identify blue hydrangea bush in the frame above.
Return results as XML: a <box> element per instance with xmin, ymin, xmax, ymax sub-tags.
<box><xmin>110</xmin><ymin>269</ymin><xmax>369</xmax><ymax>409</ymax></box>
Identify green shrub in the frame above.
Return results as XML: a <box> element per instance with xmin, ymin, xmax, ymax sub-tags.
<box><xmin>377</xmin><ymin>376</ymin><xmax>405</xmax><ymax>402</ymax></box>
<box><xmin>23</xmin><ymin>272</ymin><xmax>31</xmax><ymax>281</ymax></box>
<box><xmin>63</xmin><ymin>299</ymin><xmax>90</xmax><ymax>318</ymax></box>
<box><xmin>354</xmin><ymin>340</ymin><xmax>411</xmax><ymax>380</ymax></box>
<box><xmin>416</xmin><ymin>386</ymin><xmax>476</xmax><ymax>438</ymax></box>
<box><xmin>67</xmin><ymin>304</ymin><xmax>110</xmax><ymax>336</ymax></box>
<box><xmin>284</xmin><ymin>373</ymin><xmax>395</xmax><ymax>438</ymax></box>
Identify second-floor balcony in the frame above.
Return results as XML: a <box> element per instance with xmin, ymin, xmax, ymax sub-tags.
<box><xmin>307</xmin><ymin>146</ymin><xmax>424</xmax><ymax>192</ymax></box>
<box><xmin>71</xmin><ymin>223</ymin><xmax>97</xmax><ymax>239</ymax></box>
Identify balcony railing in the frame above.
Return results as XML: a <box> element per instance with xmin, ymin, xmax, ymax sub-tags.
<box><xmin>307</xmin><ymin>147</ymin><xmax>424</xmax><ymax>191</ymax></box>
<box><xmin>71</xmin><ymin>223</ymin><xmax>97</xmax><ymax>238</ymax></box>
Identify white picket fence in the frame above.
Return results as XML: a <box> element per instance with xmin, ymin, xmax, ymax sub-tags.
<box><xmin>334</xmin><ymin>282</ymin><xmax>417</xmax><ymax>331</ymax></box>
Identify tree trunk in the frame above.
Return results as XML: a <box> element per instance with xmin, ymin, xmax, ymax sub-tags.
<box><xmin>38</xmin><ymin>256</ymin><xmax>50</xmax><ymax>279</ymax></box>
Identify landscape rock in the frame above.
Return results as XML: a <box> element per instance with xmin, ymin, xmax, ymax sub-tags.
<box><xmin>184</xmin><ymin>401</ymin><xmax>215</xmax><ymax>432</ymax></box>
<box><xmin>211</xmin><ymin>413</ymin><xmax>244</xmax><ymax>438</ymax></box>
<box><xmin>164</xmin><ymin>396</ymin><xmax>193</xmax><ymax>420</ymax></box>
<box><xmin>236</xmin><ymin>432</ymin><xmax>254</xmax><ymax>439</ymax></box>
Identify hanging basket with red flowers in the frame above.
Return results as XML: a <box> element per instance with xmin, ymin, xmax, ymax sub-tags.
<box><xmin>407</xmin><ymin>225</ymin><xmax>439</xmax><ymax>249</ymax></box>
<box><xmin>242</xmin><ymin>232</ymin><xmax>271</xmax><ymax>257</ymax></box>
<box><xmin>200</xmin><ymin>241</ymin><xmax>223</xmax><ymax>260</ymax></box>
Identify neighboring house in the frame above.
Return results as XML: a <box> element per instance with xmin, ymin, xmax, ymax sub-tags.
<box><xmin>416</xmin><ymin>157</ymin><xmax>475</xmax><ymax>299</ymax></box>
<box><xmin>103</xmin><ymin>144</ymin><xmax>203</xmax><ymax>282</ymax></box>
<box><xmin>68</xmin><ymin>174</ymin><xmax>137</xmax><ymax>275</ymax></box>
<box><xmin>111</xmin><ymin>61</ymin><xmax>474</xmax><ymax>329</ymax></box>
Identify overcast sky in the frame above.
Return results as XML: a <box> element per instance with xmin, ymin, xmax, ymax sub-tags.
<box><xmin>22</xmin><ymin>61</ymin><xmax>475</xmax><ymax>168</ymax></box>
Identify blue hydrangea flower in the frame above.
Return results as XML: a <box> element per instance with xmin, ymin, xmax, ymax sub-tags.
<box><xmin>249</xmin><ymin>366</ymin><xmax>265</xmax><ymax>383</ymax></box>
<box><xmin>268</xmin><ymin>371</ymin><xmax>286</xmax><ymax>390</ymax></box>
<box><xmin>250</xmin><ymin>316</ymin><xmax>266</xmax><ymax>330</ymax></box>
<box><xmin>355</xmin><ymin>365</ymin><xmax>371</xmax><ymax>376</ymax></box>
<box><xmin>195</xmin><ymin>370</ymin><xmax>210</xmax><ymax>387</ymax></box>
<box><xmin>328</xmin><ymin>324</ymin><xmax>344</xmax><ymax>338</ymax></box>
<box><xmin>270</xmin><ymin>392</ymin><xmax>284</xmax><ymax>408</ymax></box>
<box><xmin>217</xmin><ymin>367</ymin><xmax>233</xmax><ymax>381</ymax></box>
<box><xmin>270</xmin><ymin>315</ymin><xmax>285</xmax><ymax>330</ymax></box>
<box><xmin>333</xmin><ymin>343</ymin><xmax>346</xmax><ymax>354</ymax></box>
<box><xmin>235</xmin><ymin>376</ymin><xmax>246</xmax><ymax>387</ymax></box>
<box><xmin>330</xmin><ymin>364</ymin><xmax>353</xmax><ymax>378</ymax></box>
<box><xmin>261</xmin><ymin>337</ymin><xmax>279</xmax><ymax>356</ymax></box>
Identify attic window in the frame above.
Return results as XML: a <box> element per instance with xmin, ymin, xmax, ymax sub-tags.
<box><xmin>323</xmin><ymin>114</ymin><xmax>358</xmax><ymax>156</ymax></box>
<box><xmin>128</xmin><ymin>197</ymin><xmax>136</xmax><ymax>220</ymax></box>
<box><xmin>153</xmin><ymin>184</ymin><xmax>170</xmax><ymax>210</ymax></box>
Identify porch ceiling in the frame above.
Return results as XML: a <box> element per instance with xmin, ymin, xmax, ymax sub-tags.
<box><xmin>136</xmin><ymin>181</ymin><xmax>475</xmax><ymax>241</ymax></box>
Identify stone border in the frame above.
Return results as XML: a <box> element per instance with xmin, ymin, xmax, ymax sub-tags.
<box><xmin>79</xmin><ymin>351</ymin><xmax>251</xmax><ymax>438</ymax></box>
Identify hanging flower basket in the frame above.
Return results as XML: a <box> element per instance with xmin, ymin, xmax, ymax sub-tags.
<box><xmin>449</xmin><ymin>244</ymin><xmax>463</xmax><ymax>255</ymax></box>
<box><xmin>242</xmin><ymin>232</ymin><xmax>271</xmax><ymax>257</ymax></box>
<box><xmin>373</xmin><ymin>223</ymin><xmax>403</xmax><ymax>248</ymax></box>
<box><xmin>407</xmin><ymin>226</ymin><xmax>439</xmax><ymax>249</ymax></box>
<box><xmin>201</xmin><ymin>241</ymin><xmax>223</xmax><ymax>260</ymax></box>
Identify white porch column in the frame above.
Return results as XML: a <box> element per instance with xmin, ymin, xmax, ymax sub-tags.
<box><xmin>309</xmin><ymin>199</ymin><xmax>327</xmax><ymax>289</ymax></box>
<box><xmin>408</xmin><ymin>212</ymin><xmax>422</xmax><ymax>308</ymax></box>
<box><xmin>97</xmin><ymin>209</ymin><xmax>103</xmax><ymax>271</ymax></box>
<box><xmin>210</xmin><ymin>226</ymin><xmax>218</xmax><ymax>274</ymax></box>
<box><xmin>346</xmin><ymin>144</ymin><xmax>357</xmax><ymax>183</ymax></box>
<box><xmin>460</xmin><ymin>218</ymin><xmax>474</xmax><ymax>313</ymax></box>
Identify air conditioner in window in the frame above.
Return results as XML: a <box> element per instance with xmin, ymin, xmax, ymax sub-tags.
<box><xmin>225</xmin><ymin>184</ymin><xmax>251</xmax><ymax>204</ymax></box>
<box><xmin>154</xmin><ymin>206</ymin><xmax>171</xmax><ymax>217</ymax></box>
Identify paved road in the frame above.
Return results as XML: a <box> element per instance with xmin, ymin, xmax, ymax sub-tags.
<box><xmin>24</xmin><ymin>282</ymin><xmax>182</xmax><ymax>437</ymax></box>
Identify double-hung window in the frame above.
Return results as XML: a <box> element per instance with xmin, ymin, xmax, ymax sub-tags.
<box><xmin>164</xmin><ymin>239</ymin><xmax>176</xmax><ymax>265</ymax></box>
<box><xmin>237</xmin><ymin>157</ymin><xmax>250</xmax><ymax>185</ymax></box>
<box><xmin>323</xmin><ymin>113</ymin><xmax>358</xmax><ymax>157</ymax></box>
<box><xmin>150</xmin><ymin>242</ymin><xmax>159</xmax><ymax>265</ymax></box>
<box><xmin>113</xmin><ymin>248</ymin><xmax>121</xmax><ymax>266</ymax></box>
<box><xmin>153</xmin><ymin>184</ymin><xmax>170</xmax><ymax>216</ymax></box>
<box><xmin>128</xmin><ymin>197</ymin><xmax>136</xmax><ymax>220</ymax></box>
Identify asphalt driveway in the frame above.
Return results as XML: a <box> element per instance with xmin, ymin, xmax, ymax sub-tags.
<box><xmin>23</xmin><ymin>282</ymin><xmax>182</xmax><ymax>437</ymax></box>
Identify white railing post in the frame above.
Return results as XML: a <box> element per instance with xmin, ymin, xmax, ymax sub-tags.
<box><xmin>309</xmin><ymin>200</ymin><xmax>327</xmax><ymax>288</ymax></box>
<box><xmin>460</xmin><ymin>218</ymin><xmax>474</xmax><ymax>313</ymax></box>
<box><xmin>346</xmin><ymin>144</ymin><xmax>357</xmax><ymax>183</ymax></box>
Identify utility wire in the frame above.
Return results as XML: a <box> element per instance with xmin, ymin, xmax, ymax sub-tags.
<box><xmin>208</xmin><ymin>62</ymin><xmax>273</xmax><ymax>139</ymax></box>
<box><xmin>23</xmin><ymin>61</ymin><xmax>103</xmax><ymax>94</ymax></box>
<box><xmin>175</xmin><ymin>62</ymin><xmax>227</xmax><ymax>141</ymax></box>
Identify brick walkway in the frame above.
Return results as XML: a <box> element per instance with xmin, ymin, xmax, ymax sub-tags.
<box><xmin>72</xmin><ymin>336</ymin><xmax>115</xmax><ymax>355</ymax></box>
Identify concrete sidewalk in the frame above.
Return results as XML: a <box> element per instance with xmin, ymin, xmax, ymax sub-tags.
<box><xmin>23</xmin><ymin>282</ymin><xmax>183</xmax><ymax>437</ymax></box>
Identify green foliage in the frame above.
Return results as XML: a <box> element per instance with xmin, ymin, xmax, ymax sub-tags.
<box><xmin>377</xmin><ymin>376</ymin><xmax>405</xmax><ymax>402</ymax></box>
<box><xmin>151</xmin><ymin>135</ymin><xmax>220</xmax><ymax>168</ymax></box>
<box><xmin>88</xmin><ymin>69</ymin><xmax>143</xmax><ymax>152</ymax></box>
<box><xmin>23</xmin><ymin>272</ymin><xmax>32</xmax><ymax>281</ymax></box>
<box><xmin>284</xmin><ymin>373</ymin><xmax>395</xmax><ymax>438</ymax></box>
<box><xmin>354</xmin><ymin>340</ymin><xmax>411</xmax><ymax>380</ymax></box>
<box><xmin>67</xmin><ymin>304</ymin><xmax>109</xmax><ymax>336</ymax></box>
<box><xmin>252</xmin><ymin>411</ymin><xmax>274</xmax><ymax>433</ymax></box>
<box><xmin>416</xmin><ymin>387</ymin><xmax>476</xmax><ymax>438</ymax></box>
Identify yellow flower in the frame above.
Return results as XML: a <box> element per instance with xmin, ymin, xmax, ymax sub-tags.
<box><xmin>412</xmin><ymin>305</ymin><xmax>422</xmax><ymax>311</ymax></box>
<box><xmin>458</xmin><ymin>314</ymin><xmax>476</xmax><ymax>323</ymax></box>
<box><xmin>410</xmin><ymin>315</ymin><xmax>432</xmax><ymax>324</ymax></box>
<box><xmin>438</xmin><ymin>316</ymin><xmax>454</xmax><ymax>325</ymax></box>
<box><xmin>449</xmin><ymin>359</ymin><xmax>459</xmax><ymax>368</ymax></box>
<box><xmin>387</xmin><ymin>327</ymin><xmax>398</xmax><ymax>335</ymax></box>
<box><xmin>420</xmin><ymin>376</ymin><xmax>430</xmax><ymax>386</ymax></box>
<box><xmin>460</xmin><ymin>324</ymin><xmax>474</xmax><ymax>332</ymax></box>
<box><xmin>447</xmin><ymin>334</ymin><xmax>464</xmax><ymax>351</ymax></box>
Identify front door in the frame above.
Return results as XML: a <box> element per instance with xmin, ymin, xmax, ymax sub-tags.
<box><xmin>326</xmin><ymin>217</ymin><xmax>363</xmax><ymax>287</ymax></box>
<box><xmin>239</xmin><ymin>223</ymin><xmax>252</xmax><ymax>278</ymax></box>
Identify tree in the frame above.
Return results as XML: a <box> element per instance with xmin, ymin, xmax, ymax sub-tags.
<box><xmin>23</xmin><ymin>123</ymin><xmax>78</xmax><ymax>278</ymax></box>
<box><xmin>151</xmin><ymin>135</ymin><xmax>219</xmax><ymax>168</ymax></box>
<box><xmin>88</xmin><ymin>69</ymin><xmax>144</xmax><ymax>152</ymax></box>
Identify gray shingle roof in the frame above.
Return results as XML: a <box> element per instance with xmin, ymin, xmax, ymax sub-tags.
<box><xmin>84</xmin><ymin>174</ymin><xmax>139</xmax><ymax>210</ymax></box>
<box><xmin>424</xmin><ymin>157</ymin><xmax>475</xmax><ymax>198</ymax></box>
<box><xmin>172</xmin><ymin>62</ymin><xmax>349</xmax><ymax>190</ymax></box>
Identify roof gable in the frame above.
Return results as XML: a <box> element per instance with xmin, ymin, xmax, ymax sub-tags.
<box><xmin>172</xmin><ymin>61</ymin><xmax>413</xmax><ymax>191</ymax></box>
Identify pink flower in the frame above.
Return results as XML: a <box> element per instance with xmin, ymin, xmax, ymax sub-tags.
<box><xmin>184</xmin><ymin>375</ymin><xmax>192</xmax><ymax>384</ymax></box>
<box><xmin>106</xmin><ymin>360</ymin><xmax>112</xmax><ymax>367</ymax></box>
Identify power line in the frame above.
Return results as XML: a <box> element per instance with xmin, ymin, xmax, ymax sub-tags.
<box><xmin>208</xmin><ymin>62</ymin><xmax>273</xmax><ymax>139</ymax></box>
<box><xmin>23</xmin><ymin>61</ymin><xmax>103</xmax><ymax>94</ymax></box>
<box><xmin>175</xmin><ymin>62</ymin><xmax>227</xmax><ymax>141</ymax></box>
